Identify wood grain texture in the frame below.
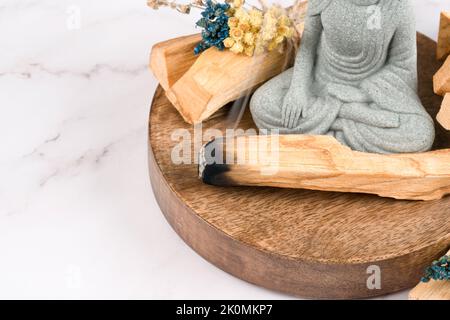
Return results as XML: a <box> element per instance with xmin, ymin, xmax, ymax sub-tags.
<box><xmin>199</xmin><ymin>134</ymin><xmax>450</xmax><ymax>201</ymax></box>
<box><xmin>437</xmin><ymin>93</ymin><xmax>450</xmax><ymax>130</ymax></box>
<box><xmin>437</xmin><ymin>11</ymin><xmax>450</xmax><ymax>61</ymax></box>
<box><xmin>149</xmin><ymin>34</ymin><xmax>201</xmax><ymax>91</ymax></box>
<box><xmin>409</xmin><ymin>250</ymin><xmax>450</xmax><ymax>300</ymax></box>
<box><xmin>434</xmin><ymin>55</ymin><xmax>450</xmax><ymax>96</ymax></box>
<box><xmin>148</xmin><ymin>33</ymin><xmax>450</xmax><ymax>299</ymax></box>
<box><xmin>165</xmin><ymin>45</ymin><xmax>294</xmax><ymax>124</ymax></box>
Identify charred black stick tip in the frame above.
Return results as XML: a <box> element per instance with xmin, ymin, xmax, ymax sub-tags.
<box><xmin>201</xmin><ymin>163</ymin><xmax>233</xmax><ymax>186</ymax></box>
<box><xmin>198</xmin><ymin>139</ymin><xmax>234</xmax><ymax>186</ymax></box>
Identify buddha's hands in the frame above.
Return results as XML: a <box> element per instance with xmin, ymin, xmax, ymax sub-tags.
<box><xmin>281</xmin><ymin>90</ymin><xmax>306</xmax><ymax>129</ymax></box>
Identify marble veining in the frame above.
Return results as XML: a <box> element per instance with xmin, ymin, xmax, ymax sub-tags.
<box><xmin>0</xmin><ymin>62</ymin><xmax>148</xmax><ymax>80</ymax></box>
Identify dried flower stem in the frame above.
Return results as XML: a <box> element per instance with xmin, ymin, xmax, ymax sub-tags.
<box><xmin>147</xmin><ymin>0</ymin><xmax>204</xmax><ymax>14</ymax></box>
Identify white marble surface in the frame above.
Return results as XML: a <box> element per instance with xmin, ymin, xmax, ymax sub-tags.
<box><xmin>0</xmin><ymin>0</ymin><xmax>448</xmax><ymax>300</ymax></box>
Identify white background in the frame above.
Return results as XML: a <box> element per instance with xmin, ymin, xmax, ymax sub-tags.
<box><xmin>0</xmin><ymin>0</ymin><xmax>448</xmax><ymax>299</ymax></box>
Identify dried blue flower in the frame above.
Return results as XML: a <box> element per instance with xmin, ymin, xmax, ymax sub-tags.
<box><xmin>421</xmin><ymin>255</ymin><xmax>450</xmax><ymax>283</ymax></box>
<box><xmin>194</xmin><ymin>0</ymin><xmax>230</xmax><ymax>55</ymax></box>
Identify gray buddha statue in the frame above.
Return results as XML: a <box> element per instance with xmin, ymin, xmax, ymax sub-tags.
<box><xmin>250</xmin><ymin>0</ymin><xmax>435</xmax><ymax>154</ymax></box>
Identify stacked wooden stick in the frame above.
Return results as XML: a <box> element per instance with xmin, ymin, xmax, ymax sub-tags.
<box><xmin>435</xmin><ymin>11</ymin><xmax>450</xmax><ymax>129</ymax></box>
<box><xmin>149</xmin><ymin>35</ymin><xmax>296</xmax><ymax>124</ymax></box>
<box><xmin>407</xmin><ymin>13</ymin><xmax>450</xmax><ymax>299</ymax></box>
<box><xmin>409</xmin><ymin>249</ymin><xmax>450</xmax><ymax>300</ymax></box>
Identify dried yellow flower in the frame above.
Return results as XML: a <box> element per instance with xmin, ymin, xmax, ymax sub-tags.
<box><xmin>233</xmin><ymin>0</ymin><xmax>245</xmax><ymax>8</ymax></box>
<box><xmin>278</xmin><ymin>15</ymin><xmax>291</xmax><ymax>27</ymax></box>
<box><xmin>244</xmin><ymin>45</ymin><xmax>255</xmax><ymax>56</ymax></box>
<box><xmin>223</xmin><ymin>37</ymin><xmax>235</xmax><ymax>48</ymax></box>
<box><xmin>268</xmin><ymin>5</ymin><xmax>284</xmax><ymax>18</ymax></box>
<box><xmin>230</xmin><ymin>42</ymin><xmax>244</xmax><ymax>54</ymax></box>
<box><xmin>249</xmin><ymin>9</ymin><xmax>263</xmax><ymax>28</ymax></box>
<box><xmin>228</xmin><ymin>16</ymin><xmax>239</xmax><ymax>28</ymax></box>
<box><xmin>243</xmin><ymin>32</ymin><xmax>255</xmax><ymax>45</ymax></box>
<box><xmin>277</xmin><ymin>25</ymin><xmax>291</xmax><ymax>37</ymax></box>
<box><xmin>238</xmin><ymin>22</ymin><xmax>251</xmax><ymax>32</ymax></box>
<box><xmin>261</xmin><ymin>10</ymin><xmax>278</xmax><ymax>40</ymax></box>
<box><xmin>251</xmin><ymin>26</ymin><xmax>261</xmax><ymax>34</ymax></box>
<box><xmin>234</xmin><ymin>8</ymin><xmax>250</xmax><ymax>23</ymax></box>
<box><xmin>230</xmin><ymin>27</ymin><xmax>244</xmax><ymax>40</ymax></box>
<box><xmin>223</xmin><ymin>4</ymin><xmax>294</xmax><ymax>57</ymax></box>
<box><xmin>274</xmin><ymin>35</ymin><xmax>285</xmax><ymax>44</ymax></box>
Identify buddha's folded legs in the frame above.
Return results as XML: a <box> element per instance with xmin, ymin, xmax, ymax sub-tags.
<box><xmin>250</xmin><ymin>69</ymin><xmax>435</xmax><ymax>154</ymax></box>
<box><xmin>331</xmin><ymin>113</ymin><xmax>435</xmax><ymax>154</ymax></box>
<box><xmin>328</xmin><ymin>84</ymin><xmax>435</xmax><ymax>153</ymax></box>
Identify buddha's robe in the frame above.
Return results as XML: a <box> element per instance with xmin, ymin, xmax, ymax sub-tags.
<box><xmin>250</xmin><ymin>0</ymin><xmax>435</xmax><ymax>154</ymax></box>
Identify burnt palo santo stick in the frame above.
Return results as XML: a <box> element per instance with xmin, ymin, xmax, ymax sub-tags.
<box><xmin>198</xmin><ymin>134</ymin><xmax>450</xmax><ymax>201</ymax></box>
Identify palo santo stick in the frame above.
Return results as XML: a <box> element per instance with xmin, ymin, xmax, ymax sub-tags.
<box><xmin>437</xmin><ymin>93</ymin><xmax>450</xmax><ymax>130</ymax></box>
<box><xmin>149</xmin><ymin>34</ymin><xmax>202</xmax><ymax>91</ymax></box>
<box><xmin>166</xmin><ymin>46</ymin><xmax>294</xmax><ymax>124</ymax></box>
<box><xmin>433</xmin><ymin>55</ymin><xmax>450</xmax><ymax>96</ymax></box>
<box><xmin>198</xmin><ymin>134</ymin><xmax>450</xmax><ymax>201</ymax></box>
<box><xmin>409</xmin><ymin>249</ymin><xmax>450</xmax><ymax>300</ymax></box>
<box><xmin>437</xmin><ymin>11</ymin><xmax>450</xmax><ymax>61</ymax></box>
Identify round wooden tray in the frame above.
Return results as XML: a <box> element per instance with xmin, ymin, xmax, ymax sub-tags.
<box><xmin>148</xmin><ymin>33</ymin><xmax>450</xmax><ymax>299</ymax></box>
